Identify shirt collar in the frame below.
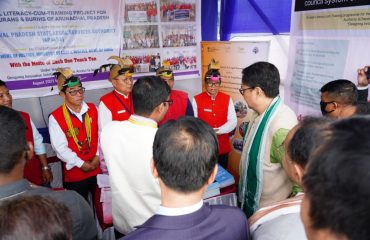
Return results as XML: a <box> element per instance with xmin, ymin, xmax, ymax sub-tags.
<box><xmin>114</xmin><ymin>89</ymin><xmax>129</xmax><ymax>99</ymax></box>
<box><xmin>66</xmin><ymin>101</ymin><xmax>88</xmax><ymax>116</ymax></box>
<box><xmin>156</xmin><ymin>200</ymin><xmax>203</xmax><ymax>216</ymax></box>
<box><xmin>128</xmin><ymin>114</ymin><xmax>158</xmax><ymax>128</ymax></box>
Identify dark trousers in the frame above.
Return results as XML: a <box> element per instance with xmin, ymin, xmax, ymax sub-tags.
<box><xmin>64</xmin><ymin>176</ymin><xmax>97</xmax><ymax>203</ymax></box>
<box><xmin>218</xmin><ymin>153</ymin><xmax>229</xmax><ymax>169</ymax></box>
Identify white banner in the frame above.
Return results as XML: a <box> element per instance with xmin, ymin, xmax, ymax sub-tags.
<box><xmin>285</xmin><ymin>1</ymin><xmax>370</xmax><ymax>117</ymax></box>
<box><xmin>0</xmin><ymin>0</ymin><xmax>121</xmax><ymax>98</ymax></box>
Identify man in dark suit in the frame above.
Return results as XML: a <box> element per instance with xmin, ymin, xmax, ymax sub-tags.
<box><xmin>123</xmin><ymin>117</ymin><xmax>248</xmax><ymax>240</ymax></box>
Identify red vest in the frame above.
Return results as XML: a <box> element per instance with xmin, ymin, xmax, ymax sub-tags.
<box><xmin>158</xmin><ymin>90</ymin><xmax>188</xmax><ymax>126</ymax></box>
<box><xmin>100</xmin><ymin>91</ymin><xmax>133</xmax><ymax>121</ymax></box>
<box><xmin>194</xmin><ymin>92</ymin><xmax>231</xmax><ymax>154</ymax></box>
<box><xmin>51</xmin><ymin>103</ymin><xmax>101</xmax><ymax>182</ymax></box>
<box><xmin>19</xmin><ymin>111</ymin><xmax>43</xmax><ymax>185</ymax></box>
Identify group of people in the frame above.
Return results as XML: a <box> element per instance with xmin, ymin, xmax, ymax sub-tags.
<box><xmin>0</xmin><ymin>59</ymin><xmax>369</xmax><ymax>240</ymax></box>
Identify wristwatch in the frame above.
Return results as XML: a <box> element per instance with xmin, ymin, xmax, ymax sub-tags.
<box><xmin>42</xmin><ymin>166</ymin><xmax>50</xmax><ymax>171</ymax></box>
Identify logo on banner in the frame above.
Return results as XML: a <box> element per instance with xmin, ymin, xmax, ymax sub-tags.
<box><xmin>53</xmin><ymin>0</ymin><xmax>73</xmax><ymax>6</ymax></box>
<box><xmin>18</xmin><ymin>0</ymin><xmax>41</xmax><ymax>8</ymax></box>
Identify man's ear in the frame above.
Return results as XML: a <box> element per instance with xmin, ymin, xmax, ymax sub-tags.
<box><xmin>293</xmin><ymin>163</ymin><xmax>305</xmax><ymax>186</ymax></box>
<box><xmin>207</xmin><ymin>165</ymin><xmax>218</xmax><ymax>185</ymax></box>
<box><xmin>25</xmin><ymin>142</ymin><xmax>34</xmax><ymax>161</ymax></box>
<box><xmin>150</xmin><ymin>158</ymin><xmax>158</xmax><ymax>178</ymax></box>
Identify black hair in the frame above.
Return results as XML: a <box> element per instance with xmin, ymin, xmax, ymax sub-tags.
<box><xmin>0</xmin><ymin>195</ymin><xmax>72</xmax><ymax>240</ymax></box>
<box><xmin>303</xmin><ymin>116</ymin><xmax>370</xmax><ymax>240</ymax></box>
<box><xmin>0</xmin><ymin>79</ymin><xmax>7</xmax><ymax>87</ymax></box>
<box><xmin>320</xmin><ymin>79</ymin><xmax>358</xmax><ymax>105</ymax></box>
<box><xmin>355</xmin><ymin>102</ymin><xmax>370</xmax><ymax>115</ymax></box>
<box><xmin>0</xmin><ymin>106</ymin><xmax>27</xmax><ymax>174</ymax></box>
<box><xmin>132</xmin><ymin>76</ymin><xmax>171</xmax><ymax>116</ymax></box>
<box><xmin>153</xmin><ymin>116</ymin><xmax>218</xmax><ymax>193</ymax></box>
<box><xmin>241</xmin><ymin>62</ymin><xmax>280</xmax><ymax>98</ymax></box>
<box><xmin>288</xmin><ymin>117</ymin><xmax>332</xmax><ymax>168</ymax></box>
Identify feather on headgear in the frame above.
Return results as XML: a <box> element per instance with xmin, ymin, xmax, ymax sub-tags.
<box><xmin>156</xmin><ymin>60</ymin><xmax>173</xmax><ymax>80</ymax></box>
<box><xmin>52</xmin><ymin>67</ymin><xmax>80</xmax><ymax>91</ymax></box>
<box><xmin>93</xmin><ymin>56</ymin><xmax>134</xmax><ymax>80</ymax></box>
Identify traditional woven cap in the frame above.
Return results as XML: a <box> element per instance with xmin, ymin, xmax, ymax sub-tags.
<box><xmin>208</xmin><ymin>58</ymin><xmax>220</xmax><ymax>70</ymax></box>
<box><xmin>53</xmin><ymin>67</ymin><xmax>76</xmax><ymax>91</ymax></box>
<box><xmin>108</xmin><ymin>56</ymin><xmax>134</xmax><ymax>80</ymax></box>
<box><xmin>205</xmin><ymin>59</ymin><xmax>221</xmax><ymax>82</ymax></box>
<box><xmin>156</xmin><ymin>60</ymin><xmax>173</xmax><ymax>80</ymax></box>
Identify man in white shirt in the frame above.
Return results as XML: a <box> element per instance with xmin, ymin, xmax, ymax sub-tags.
<box><xmin>124</xmin><ymin>117</ymin><xmax>248</xmax><ymax>240</ymax></box>
<box><xmin>101</xmin><ymin>75</ymin><xmax>171</xmax><ymax>235</ymax></box>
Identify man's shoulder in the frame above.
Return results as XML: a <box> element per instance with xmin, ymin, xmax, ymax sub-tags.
<box><xmin>100</xmin><ymin>91</ymin><xmax>114</xmax><ymax>102</ymax></box>
<box><xmin>270</xmin><ymin>103</ymin><xmax>298</xmax><ymax>130</ymax></box>
<box><xmin>209</xmin><ymin>204</ymin><xmax>247</xmax><ymax>221</ymax></box>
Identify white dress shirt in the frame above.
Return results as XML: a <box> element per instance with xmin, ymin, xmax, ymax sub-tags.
<box><xmin>156</xmin><ymin>200</ymin><xmax>203</xmax><ymax>216</ymax></box>
<box><xmin>30</xmin><ymin>119</ymin><xmax>46</xmax><ymax>155</ymax></box>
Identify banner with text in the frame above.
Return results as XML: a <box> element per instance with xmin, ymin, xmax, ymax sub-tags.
<box><xmin>285</xmin><ymin>0</ymin><xmax>370</xmax><ymax>117</ymax></box>
<box><xmin>0</xmin><ymin>0</ymin><xmax>121</xmax><ymax>97</ymax></box>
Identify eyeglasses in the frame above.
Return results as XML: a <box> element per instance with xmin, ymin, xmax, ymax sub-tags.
<box><xmin>115</xmin><ymin>77</ymin><xmax>133</xmax><ymax>84</ymax></box>
<box><xmin>239</xmin><ymin>87</ymin><xmax>254</xmax><ymax>95</ymax></box>
<box><xmin>67</xmin><ymin>87</ymin><xmax>85</xmax><ymax>96</ymax></box>
<box><xmin>206</xmin><ymin>81</ymin><xmax>221</xmax><ymax>87</ymax></box>
<box><xmin>162</xmin><ymin>99</ymin><xmax>173</xmax><ymax>106</ymax></box>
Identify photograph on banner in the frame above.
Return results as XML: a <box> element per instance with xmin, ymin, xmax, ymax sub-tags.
<box><xmin>285</xmin><ymin>1</ymin><xmax>370</xmax><ymax>117</ymax></box>
<box><xmin>0</xmin><ymin>0</ymin><xmax>121</xmax><ymax>97</ymax></box>
<box><xmin>162</xmin><ymin>24</ymin><xmax>197</xmax><ymax>48</ymax></box>
<box><xmin>160</xmin><ymin>0</ymin><xmax>196</xmax><ymax>22</ymax></box>
<box><xmin>122</xmin><ymin>50</ymin><xmax>161</xmax><ymax>73</ymax></box>
<box><xmin>122</xmin><ymin>25</ymin><xmax>159</xmax><ymax>50</ymax></box>
<box><xmin>201</xmin><ymin>41</ymin><xmax>270</xmax><ymax>180</ymax></box>
<box><xmin>162</xmin><ymin>47</ymin><xmax>197</xmax><ymax>71</ymax></box>
<box><xmin>123</xmin><ymin>0</ymin><xmax>158</xmax><ymax>23</ymax></box>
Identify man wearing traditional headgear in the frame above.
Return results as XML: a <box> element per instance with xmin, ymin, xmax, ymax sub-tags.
<box><xmin>97</xmin><ymin>56</ymin><xmax>135</xmax><ymax>133</ymax></box>
<box><xmin>192</xmin><ymin>59</ymin><xmax>237</xmax><ymax>169</ymax></box>
<box><xmin>156</xmin><ymin>61</ymin><xmax>193</xmax><ymax>126</ymax></box>
<box><xmin>0</xmin><ymin>80</ymin><xmax>53</xmax><ymax>186</ymax></box>
<box><xmin>48</xmin><ymin>68</ymin><xmax>101</xmax><ymax>202</ymax></box>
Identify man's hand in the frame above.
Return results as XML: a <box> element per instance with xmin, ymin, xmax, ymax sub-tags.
<box><xmin>42</xmin><ymin>168</ymin><xmax>53</xmax><ymax>185</ymax></box>
<box><xmin>357</xmin><ymin>66</ymin><xmax>370</xmax><ymax>87</ymax></box>
<box><xmin>80</xmin><ymin>161</ymin><xmax>95</xmax><ymax>172</ymax></box>
<box><xmin>90</xmin><ymin>155</ymin><xmax>100</xmax><ymax>169</ymax></box>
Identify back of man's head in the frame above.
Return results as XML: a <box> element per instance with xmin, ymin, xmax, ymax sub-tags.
<box><xmin>288</xmin><ymin>117</ymin><xmax>332</xmax><ymax>168</ymax></box>
<box><xmin>320</xmin><ymin>79</ymin><xmax>358</xmax><ymax>106</ymax></box>
<box><xmin>153</xmin><ymin>116</ymin><xmax>218</xmax><ymax>193</ymax></box>
<box><xmin>303</xmin><ymin>116</ymin><xmax>370</xmax><ymax>240</ymax></box>
<box><xmin>0</xmin><ymin>106</ymin><xmax>27</xmax><ymax>174</ymax></box>
<box><xmin>0</xmin><ymin>195</ymin><xmax>72</xmax><ymax>240</ymax></box>
<box><xmin>242</xmin><ymin>61</ymin><xmax>280</xmax><ymax>98</ymax></box>
<box><xmin>132</xmin><ymin>76</ymin><xmax>171</xmax><ymax>116</ymax></box>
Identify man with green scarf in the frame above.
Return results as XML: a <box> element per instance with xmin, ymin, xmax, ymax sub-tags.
<box><xmin>238</xmin><ymin>62</ymin><xmax>297</xmax><ymax>217</ymax></box>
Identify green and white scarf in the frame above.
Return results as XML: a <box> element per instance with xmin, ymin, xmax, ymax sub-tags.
<box><xmin>239</xmin><ymin>96</ymin><xmax>281</xmax><ymax>217</ymax></box>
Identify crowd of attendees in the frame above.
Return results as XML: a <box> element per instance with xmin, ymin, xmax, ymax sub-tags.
<box><xmin>0</xmin><ymin>60</ymin><xmax>369</xmax><ymax>240</ymax></box>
